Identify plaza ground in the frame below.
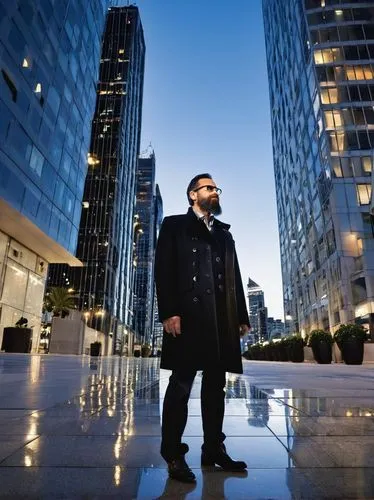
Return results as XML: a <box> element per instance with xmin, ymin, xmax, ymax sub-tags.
<box><xmin>0</xmin><ymin>354</ymin><xmax>374</xmax><ymax>498</ymax></box>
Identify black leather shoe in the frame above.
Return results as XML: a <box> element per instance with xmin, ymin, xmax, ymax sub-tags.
<box><xmin>201</xmin><ymin>444</ymin><xmax>247</xmax><ymax>471</ymax></box>
<box><xmin>167</xmin><ymin>456</ymin><xmax>196</xmax><ymax>483</ymax></box>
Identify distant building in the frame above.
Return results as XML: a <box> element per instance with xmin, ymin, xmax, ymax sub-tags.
<box><xmin>247</xmin><ymin>277</ymin><xmax>268</xmax><ymax>342</ymax></box>
<box><xmin>267</xmin><ymin>317</ymin><xmax>285</xmax><ymax>340</ymax></box>
<box><xmin>48</xmin><ymin>6</ymin><xmax>145</xmax><ymax>353</ymax></box>
<box><xmin>0</xmin><ymin>0</ymin><xmax>111</xmax><ymax>350</ymax></box>
<box><xmin>133</xmin><ymin>151</ymin><xmax>157</xmax><ymax>347</ymax></box>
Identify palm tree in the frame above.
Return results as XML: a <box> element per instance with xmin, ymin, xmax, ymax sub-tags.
<box><xmin>44</xmin><ymin>287</ymin><xmax>74</xmax><ymax>318</ymax></box>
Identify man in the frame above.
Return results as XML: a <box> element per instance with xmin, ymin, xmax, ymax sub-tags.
<box><xmin>155</xmin><ymin>173</ymin><xmax>250</xmax><ymax>483</ymax></box>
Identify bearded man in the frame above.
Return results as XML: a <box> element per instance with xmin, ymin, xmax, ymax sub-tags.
<box><xmin>155</xmin><ymin>173</ymin><xmax>250</xmax><ymax>483</ymax></box>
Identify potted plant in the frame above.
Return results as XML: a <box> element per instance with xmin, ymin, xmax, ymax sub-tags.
<box><xmin>308</xmin><ymin>329</ymin><xmax>334</xmax><ymax>364</ymax></box>
<box><xmin>1</xmin><ymin>317</ymin><xmax>33</xmax><ymax>353</ymax></box>
<box><xmin>44</xmin><ymin>287</ymin><xmax>74</xmax><ymax>318</ymax></box>
<box><xmin>286</xmin><ymin>334</ymin><xmax>304</xmax><ymax>362</ymax></box>
<box><xmin>334</xmin><ymin>324</ymin><xmax>368</xmax><ymax>365</ymax></box>
<box><xmin>141</xmin><ymin>344</ymin><xmax>151</xmax><ymax>357</ymax></box>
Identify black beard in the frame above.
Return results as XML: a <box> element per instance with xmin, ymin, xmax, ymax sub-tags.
<box><xmin>200</xmin><ymin>197</ymin><xmax>222</xmax><ymax>215</ymax></box>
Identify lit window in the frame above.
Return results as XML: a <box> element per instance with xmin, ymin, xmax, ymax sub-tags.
<box><xmin>321</xmin><ymin>88</ymin><xmax>338</xmax><ymax>104</ymax></box>
<box><xmin>330</xmin><ymin>132</ymin><xmax>346</xmax><ymax>152</ymax></box>
<box><xmin>87</xmin><ymin>153</ymin><xmax>100</xmax><ymax>166</ymax></box>
<box><xmin>119</xmin><ymin>49</ymin><xmax>124</xmax><ymax>54</ymax></box>
<box><xmin>357</xmin><ymin>238</ymin><xmax>363</xmax><ymax>256</ymax></box>
<box><xmin>22</xmin><ymin>58</ymin><xmax>30</xmax><ymax>68</ymax></box>
<box><xmin>325</xmin><ymin>110</ymin><xmax>343</xmax><ymax>128</ymax></box>
<box><xmin>346</xmin><ymin>66</ymin><xmax>356</xmax><ymax>80</ymax></box>
<box><xmin>355</xmin><ymin>67</ymin><xmax>365</xmax><ymax>80</ymax></box>
<box><xmin>364</xmin><ymin>67</ymin><xmax>374</xmax><ymax>80</ymax></box>
<box><xmin>82</xmin><ymin>202</ymin><xmax>89</xmax><ymax>208</ymax></box>
<box><xmin>331</xmin><ymin>158</ymin><xmax>343</xmax><ymax>177</ymax></box>
<box><xmin>34</xmin><ymin>83</ymin><xmax>42</xmax><ymax>93</ymax></box>
<box><xmin>356</xmin><ymin>184</ymin><xmax>371</xmax><ymax>205</ymax></box>
<box><xmin>362</xmin><ymin>157</ymin><xmax>372</xmax><ymax>174</ymax></box>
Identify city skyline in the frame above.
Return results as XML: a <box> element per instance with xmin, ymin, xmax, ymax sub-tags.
<box><xmin>134</xmin><ymin>0</ymin><xmax>284</xmax><ymax>319</ymax></box>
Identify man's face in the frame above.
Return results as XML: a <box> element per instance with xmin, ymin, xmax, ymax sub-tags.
<box><xmin>190</xmin><ymin>178</ymin><xmax>222</xmax><ymax>215</ymax></box>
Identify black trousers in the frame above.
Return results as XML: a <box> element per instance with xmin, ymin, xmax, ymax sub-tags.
<box><xmin>160</xmin><ymin>366</ymin><xmax>226</xmax><ymax>461</ymax></box>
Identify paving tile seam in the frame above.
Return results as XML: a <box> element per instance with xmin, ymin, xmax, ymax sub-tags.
<box><xmin>0</xmin><ymin>465</ymin><xmax>291</xmax><ymax>470</ymax></box>
<box><xmin>0</xmin><ymin>433</ymin><xmax>290</xmax><ymax>437</ymax></box>
<box><xmin>0</xmin><ymin>435</ymin><xmax>40</xmax><ymax>466</ymax></box>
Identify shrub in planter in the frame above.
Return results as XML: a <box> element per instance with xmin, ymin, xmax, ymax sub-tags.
<box><xmin>277</xmin><ymin>338</ymin><xmax>289</xmax><ymax>361</ymax></box>
<box><xmin>334</xmin><ymin>324</ymin><xmax>368</xmax><ymax>365</ymax></box>
<box><xmin>262</xmin><ymin>343</ymin><xmax>271</xmax><ymax>361</ymax></box>
<box><xmin>242</xmin><ymin>349</ymin><xmax>252</xmax><ymax>360</ymax></box>
<box><xmin>141</xmin><ymin>344</ymin><xmax>151</xmax><ymax>357</ymax></box>
<box><xmin>271</xmin><ymin>341</ymin><xmax>281</xmax><ymax>361</ymax></box>
<box><xmin>308</xmin><ymin>329</ymin><xmax>333</xmax><ymax>364</ymax></box>
<box><xmin>250</xmin><ymin>344</ymin><xmax>261</xmax><ymax>360</ymax></box>
<box><xmin>287</xmin><ymin>334</ymin><xmax>304</xmax><ymax>362</ymax></box>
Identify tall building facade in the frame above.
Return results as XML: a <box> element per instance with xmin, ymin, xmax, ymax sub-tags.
<box><xmin>247</xmin><ymin>277</ymin><xmax>268</xmax><ymax>342</ymax></box>
<box><xmin>133</xmin><ymin>152</ymin><xmax>156</xmax><ymax>346</ymax></box>
<box><xmin>152</xmin><ymin>184</ymin><xmax>164</xmax><ymax>353</ymax></box>
<box><xmin>48</xmin><ymin>6</ymin><xmax>145</xmax><ymax>352</ymax></box>
<box><xmin>263</xmin><ymin>0</ymin><xmax>374</xmax><ymax>336</ymax></box>
<box><xmin>0</xmin><ymin>0</ymin><xmax>111</xmax><ymax>350</ymax></box>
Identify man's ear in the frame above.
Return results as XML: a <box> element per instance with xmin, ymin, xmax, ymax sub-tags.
<box><xmin>189</xmin><ymin>190</ymin><xmax>197</xmax><ymax>204</ymax></box>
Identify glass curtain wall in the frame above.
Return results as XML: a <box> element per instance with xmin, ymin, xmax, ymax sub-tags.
<box><xmin>263</xmin><ymin>0</ymin><xmax>374</xmax><ymax>335</ymax></box>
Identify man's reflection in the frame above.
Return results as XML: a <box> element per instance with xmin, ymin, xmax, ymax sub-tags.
<box><xmin>156</xmin><ymin>468</ymin><xmax>248</xmax><ymax>499</ymax></box>
<box><xmin>156</xmin><ymin>477</ymin><xmax>197</xmax><ymax>499</ymax></box>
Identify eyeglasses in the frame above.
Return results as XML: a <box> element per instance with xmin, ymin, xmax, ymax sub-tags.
<box><xmin>193</xmin><ymin>185</ymin><xmax>222</xmax><ymax>195</ymax></box>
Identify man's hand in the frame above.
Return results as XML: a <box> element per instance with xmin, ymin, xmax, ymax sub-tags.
<box><xmin>239</xmin><ymin>324</ymin><xmax>250</xmax><ymax>337</ymax></box>
<box><xmin>163</xmin><ymin>316</ymin><xmax>181</xmax><ymax>337</ymax></box>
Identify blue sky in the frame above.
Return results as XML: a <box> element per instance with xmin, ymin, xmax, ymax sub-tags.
<box><xmin>135</xmin><ymin>0</ymin><xmax>284</xmax><ymax>319</ymax></box>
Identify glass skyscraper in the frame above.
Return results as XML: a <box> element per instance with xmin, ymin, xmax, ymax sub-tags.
<box><xmin>263</xmin><ymin>0</ymin><xmax>374</xmax><ymax>336</ymax></box>
<box><xmin>48</xmin><ymin>6</ymin><xmax>145</xmax><ymax>353</ymax></box>
<box><xmin>133</xmin><ymin>152</ymin><xmax>157</xmax><ymax>347</ymax></box>
<box><xmin>247</xmin><ymin>277</ymin><xmax>268</xmax><ymax>342</ymax></box>
<box><xmin>0</xmin><ymin>0</ymin><xmax>111</xmax><ymax>350</ymax></box>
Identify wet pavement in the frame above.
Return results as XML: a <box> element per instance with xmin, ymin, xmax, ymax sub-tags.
<box><xmin>0</xmin><ymin>355</ymin><xmax>374</xmax><ymax>498</ymax></box>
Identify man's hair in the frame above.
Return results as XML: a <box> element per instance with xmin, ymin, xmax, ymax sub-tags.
<box><xmin>186</xmin><ymin>173</ymin><xmax>212</xmax><ymax>206</ymax></box>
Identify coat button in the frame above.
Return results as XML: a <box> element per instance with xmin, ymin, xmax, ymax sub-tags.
<box><xmin>218</xmin><ymin>274</ymin><xmax>223</xmax><ymax>280</ymax></box>
<box><xmin>193</xmin><ymin>275</ymin><xmax>197</xmax><ymax>282</ymax></box>
<box><xmin>215</xmin><ymin>257</ymin><xmax>221</xmax><ymax>262</ymax></box>
<box><xmin>192</xmin><ymin>248</ymin><xmax>197</xmax><ymax>253</ymax></box>
<box><xmin>206</xmin><ymin>288</ymin><xmax>212</xmax><ymax>294</ymax></box>
<box><xmin>193</xmin><ymin>296</ymin><xmax>199</xmax><ymax>303</ymax></box>
<box><xmin>218</xmin><ymin>284</ymin><xmax>224</xmax><ymax>292</ymax></box>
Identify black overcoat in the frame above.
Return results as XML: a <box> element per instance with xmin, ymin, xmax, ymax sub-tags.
<box><xmin>155</xmin><ymin>207</ymin><xmax>249</xmax><ymax>374</ymax></box>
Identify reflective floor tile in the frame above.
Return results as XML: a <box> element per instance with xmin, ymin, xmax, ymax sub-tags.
<box><xmin>98</xmin><ymin>403</ymin><xmax>161</xmax><ymax>417</ymax></box>
<box><xmin>52</xmin><ymin>415</ymin><xmax>162</xmax><ymax>436</ymax></box>
<box><xmin>0</xmin><ymin>435</ymin><xmax>290</xmax><ymax>469</ymax></box>
<box><xmin>277</xmin><ymin>397</ymin><xmax>374</xmax><ymax>417</ymax></box>
<box><xmin>0</xmin><ymin>436</ymin><xmax>38</xmax><ymax>462</ymax></box>
<box><xmin>286</xmin><ymin>436</ymin><xmax>374</xmax><ymax>468</ymax></box>
<box><xmin>183</xmin><ymin>416</ymin><xmax>274</xmax><ymax>437</ymax></box>
<box><xmin>0</xmin><ymin>466</ymin><xmax>140</xmax><ymax>498</ymax></box>
<box><xmin>0</xmin><ymin>466</ymin><xmax>311</xmax><ymax>499</ymax></box>
<box><xmin>266</xmin><ymin>415</ymin><xmax>374</xmax><ymax>437</ymax></box>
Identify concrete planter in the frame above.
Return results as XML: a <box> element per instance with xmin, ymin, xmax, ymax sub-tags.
<box><xmin>1</xmin><ymin>327</ymin><xmax>32</xmax><ymax>353</ymax></box>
